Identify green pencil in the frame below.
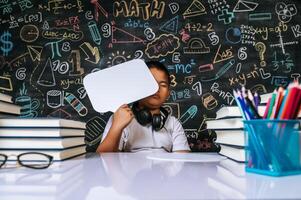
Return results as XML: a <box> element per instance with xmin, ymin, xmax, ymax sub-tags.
<box><xmin>267</xmin><ymin>90</ymin><xmax>277</xmax><ymax>119</ymax></box>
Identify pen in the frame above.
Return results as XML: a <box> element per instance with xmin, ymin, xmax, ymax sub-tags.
<box><xmin>242</xmin><ymin>90</ymin><xmax>261</xmax><ymax>119</ymax></box>
<box><xmin>247</xmin><ymin>90</ymin><xmax>256</xmax><ymax>109</ymax></box>
<box><xmin>233</xmin><ymin>90</ymin><xmax>247</xmax><ymax>120</ymax></box>
<box><xmin>237</xmin><ymin>90</ymin><xmax>253</xmax><ymax>120</ymax></box>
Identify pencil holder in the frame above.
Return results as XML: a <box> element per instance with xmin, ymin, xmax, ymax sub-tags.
<box><xmin>243</xmin><ymin>120</ymin><xmax>301</xmax><ymax>176</ymax></box>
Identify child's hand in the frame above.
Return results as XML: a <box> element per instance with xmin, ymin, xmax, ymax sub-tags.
<box><xmin>111</xmin><ymin>104</ymin><xmax>134</xmax><ymax>130</ymax></box>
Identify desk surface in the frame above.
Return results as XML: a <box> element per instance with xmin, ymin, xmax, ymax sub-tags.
<box><xmin>1</xmin><ymin>152</ymin><xmax>301</xmax><ymax>200</ymax></box>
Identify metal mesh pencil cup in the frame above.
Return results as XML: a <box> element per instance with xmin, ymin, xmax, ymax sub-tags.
<box><xmin>243</xmin><ymin>120</ymin><xmax>301</xmax><ymax>176</ymax></box>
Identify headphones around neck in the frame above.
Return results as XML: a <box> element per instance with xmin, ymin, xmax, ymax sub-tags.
<box><xmin>132</xmin><ymin>102</ymin><xmax>169</xmax><ymax>131</ymax></box>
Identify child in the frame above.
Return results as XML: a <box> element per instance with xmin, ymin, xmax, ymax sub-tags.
<box><xmin>97</xmin><ymin>61</ymin><xmax>190</xmax><ymax>153</ymax></box>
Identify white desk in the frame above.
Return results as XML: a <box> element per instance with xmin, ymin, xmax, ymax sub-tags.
<box><xmin>0</xmin><ymin>152</ymin><xmax>301</xmax><ymax>199</ymax></box>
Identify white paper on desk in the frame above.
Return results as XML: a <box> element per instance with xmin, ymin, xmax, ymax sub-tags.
<box><xmin>146</xmin><ymin>153</ymin><xmax>226</xmax><ymax>162</ymax></box>
<box><xmin>83</xmin><ymin>59</ymin><xmax>159</xmax><ymax>113</ymax></box>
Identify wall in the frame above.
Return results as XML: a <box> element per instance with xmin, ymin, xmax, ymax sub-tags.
<box><xmin>0</xmin><ymin>0</ymin><xmax>300</xmax><ymax>152</ymax></box>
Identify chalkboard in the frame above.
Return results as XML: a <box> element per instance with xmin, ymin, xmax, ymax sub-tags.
<box><xmin>0</xmin><ymin>0</ymin><xmax>300</xmax><ymax>152</ymax></box>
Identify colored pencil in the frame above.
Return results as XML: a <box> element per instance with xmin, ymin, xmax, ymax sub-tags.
<box><xmin>267</xmin><ymin>90</ymin><xmax>277</xmax><ymax>119</ymax></box>
<box><xmin>263</xmin><ymin>97</ymin><xmax>271</xmax><ymax>119</ymax></box>
<box><xmin>279</xmin><ymin>82</ymin><xmax>299</xmax><ymax>119</ymax></box>
<box><xmin>271</xmin><ymin>87</ymin><xmax>284</xmax><ymax>119</ymax></box>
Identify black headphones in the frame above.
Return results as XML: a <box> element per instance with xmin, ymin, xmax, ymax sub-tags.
<box><xmin>132</xmin><ymin>102</ymin><xmax>169</xmax><ymax>131</ymax></box>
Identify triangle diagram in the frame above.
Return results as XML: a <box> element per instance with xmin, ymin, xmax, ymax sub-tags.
<box><xmin>27</xmin><ymin>45</ymin><xmax>43</xmax><ymax>61</ymax></box>
<box><xmin>159</xmin><ymin>16</ymin><xmax>179</xmax><ymax>34</ymax></box>
<box><xmin>37</xmin><ymin>58</ymin><xmax>56</xmax><ymax>87</ymax></box>
<box><xmin>233</xmin><ymin>0</ymin><xmax>258</xmax><ymax>12</ymax></box>
<box><xmin>183</xmin><ymin>0</ymin><xmax>206</xmax><ymax>18</ymax></box>
<box><xmin>213</xmin><ymin>45</ymin><xmax>233</xmax><ymax>64</ymax></box>
<box><xmin>112</xmin><ymin>26</ymin><xmax>144</xmax><ymax>44</ymax></box>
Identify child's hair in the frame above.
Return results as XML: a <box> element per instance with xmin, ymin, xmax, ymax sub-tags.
<box><xmin>145</xmin><ymin>61</ymin><xmax>171</xmax><ymax>85</ymax></box>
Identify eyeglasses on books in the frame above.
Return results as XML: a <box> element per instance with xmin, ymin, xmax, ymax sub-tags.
<box><xmin>0</xmin><ymin>152</ymin><xmax>53</xmax><ymax>169</ymax></box>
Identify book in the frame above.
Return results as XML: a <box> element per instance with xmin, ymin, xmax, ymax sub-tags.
<box><xmin>215</xmin><ymin>130</ymin><xmax>245</xmax><ymax>147</ymax></box>
<box><xmin>216</xmin><ymin>129</ymin><xmax>301</xmax><ymax>147</ymax></box>
<box><xmin>0</xmin><ymin>101</ymin><xmax>21</xmax><ymax>115</ymax></box>
<box><xmin>0</xmin><ymin>118</ymin><xmax>86</xmax><ymax>129</ymax></box>
<box><xmin>219</xmin><ymin>144</ymin><xmax>245</xmax><ymax>162</ymax></box>
<box><xmin>207</xmin><ymin>118</ymin><xmax>243</xmax><ymax>130</ymax></box>
<box><xmin>0</xmin><ymin>93</ymin><xmax>13</xmax><ymax>103</ymax></box>
<box><xmin>0</xmin><ymin>128</ymin><xmax>85</xmax><ymax>138</ymax></box>
<box><xmin>0</xmin><ymin>145</ymin><xmax>86</xmax><ymax>161</ymax></box>
<box><xmin>0</xmin><ymin>137</ymin><xmax>85</xmax><ymax>150</ymax></box>
<box><xmin>207</xmin><ymin>115</ymin><xmax>301</xmax><ymax>130</ymax></box>
<box><xmin>216</xmin><ymin>105</ymin><xmax>266</xmax><ymax>119</ymax></box>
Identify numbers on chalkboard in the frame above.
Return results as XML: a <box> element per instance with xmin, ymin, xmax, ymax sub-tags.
<box><xmin>170</xmin><ymin>74</ymin><xmax>177</xmax><ymax>87</ymax></box>
<box><xmin>284</xmin><ymin>55</ymin><xmax>294</xmax><ymax>73</ymax></box>
<box><xmin>16</xmin><ymin>68</ymin><xmax>26</xmax><ymax>80</ymax></box>
<box><xmin>172</xmin><ymin>52</ymin><xmax>181</xmax><ymax>63</ymax></box>
<box><xmin>185</xmin><ymin>23</ymin><xmax>214</xmax><ymax>32</ymax></box>
<box><xmin>207</xmin><ymin>23</ymin><xmax>214</xmax><ymax>32</ymax></box>
<box><xmin>196</xmin><ymin>23</ymin><xmax>202</xmax><ymax>31</ymax></box>
<box><xmin>101</xmin><ymin>23</ymin><xmax>111</xmax><ymax>38</ymax></box>
<box><xmin>236</xmin><ymin>63</ymin><xmax>242</xmax><ymax>74</ymax></box>
<box><xmin>185</xmin><ymin>23</ymin><xmax>191</xmax><ymax>31</ymax></box>
<box><xmin>85</xmin><ymin>10</ymin><xmax>94</xmax><ymax>20</ymax></box>
<box><xmin>69</xmin><ymin>50</ymin><xmax>84</xmax><ymax>76</ymax></box>
<box><xmin>144</xmin><ymin>28</ymin><xmax>156</xmax><ymax>41</ymax></box>
<box><xmin>62</xmin><ymin>42</ymin><xmax>71</xmax><ymax>52</ymax></box>
<box><xmin>184</xmin><ymin>89</ymin><xmax>191</xmax><ymax>98</ymax></box>
<box><xmin>238</xmin><ymin>47</ymin><xmax>247</xmax><ymax>60</ymax></box>
<box><xmin>134</xmin><ymin>50</ymin><xmax>144</xmax><ymax>59</ymax></box>
<box><xmin>192</xmin><ymin>81</ymin><xmax>202</xmax><ymax>96</ymax></box>
<box><xmin>208</xmin><ymin>32</ymin><xmax>219</xmax><ymax>45</ymax></box>
<box><xmin>170</xmin><ymin>89</ymin><xmax>191</xmax><ymax>101</ymax></box>
<box><xmin>52</xmin><ymin>60</ymin><xmax>69</xmax><ymax>74</ymax></box>
<box><xmin>272</xmin><ymin>51</ymin><xmax>294</xmax><ymax>73</ymax></box>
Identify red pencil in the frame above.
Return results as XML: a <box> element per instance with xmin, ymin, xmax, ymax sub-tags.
<box><xmin>289</xmin><ymin>85</ymin><xmax>301</xmax><ymax>119</ymax></box>
<box><xmin>281</xmin><ymin>83</ymin><xmax>299</xmax><ymax>119</ymax></box>
<box><xmin>263</xmin><ymin>97</ymin><xmax>271</xmax><ymax>119</ymax></box>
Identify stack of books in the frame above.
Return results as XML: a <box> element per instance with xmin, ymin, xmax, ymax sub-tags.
<box><xmin>0</xmin><ymin>118</ymin><xmax>86</xmax><ymax>161</ymax></box>
<box><xmin>207</xmin><ymin>106</ymin><xmax>246</xmax><ymax>162</ymax></box>
<box><xmin>208</xmin><ymin>89</ymin><xmax>301</xmax><ymax>162</ymax></box>
<box><xmin>0</xmin><ymin>93</ymin><xmax>21</xmax><ymax>118</ymax></box>
<box><xmin>206</xmin><ymin>92</ymin><xmax>273</xmax><ymax>162</ymax></box>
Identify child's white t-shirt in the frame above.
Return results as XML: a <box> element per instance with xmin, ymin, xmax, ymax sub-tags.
<box><xmin>100</xmin><ymin>115</ymin><xmax>190</xmax><ymax>152</ymax></box>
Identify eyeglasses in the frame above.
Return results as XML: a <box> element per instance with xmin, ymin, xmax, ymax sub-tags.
<box><xmin>0</xmin><ymin>152</ymin><xmax>53</xmax><ymax>169</ymax></box>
